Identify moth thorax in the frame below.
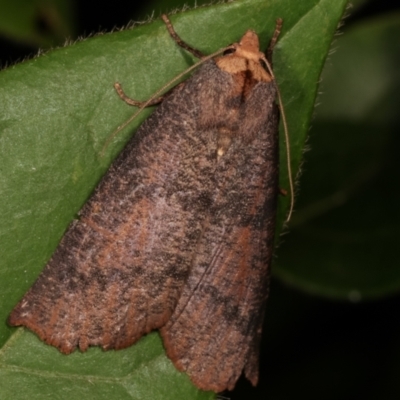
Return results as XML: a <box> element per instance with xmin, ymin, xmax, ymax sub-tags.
<box><xmin>217</xmin><ymin>128</ymin><xmax>233</xmax><ymax>160</ymax></box>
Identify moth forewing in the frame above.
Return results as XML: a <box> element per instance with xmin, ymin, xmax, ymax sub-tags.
<box><xmin>9</xmin><ymin>15</ymin><xmax>285</xmax><ymax>393</ymax></box>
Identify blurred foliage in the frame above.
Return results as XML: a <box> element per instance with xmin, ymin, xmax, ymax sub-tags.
<box><xmin>276</xmin><ymin>14</ymin><xmax>400</xmax><ymax>300</ymax></box>
<box><xmin>0</xmin><ymin>0</ymin><xmax>399</xmax><ymax>399</ymax></box>
<box><xmin>0</xmin><ymin>0</ymin><xmax>74</xmax><ymax>50</ymax></box>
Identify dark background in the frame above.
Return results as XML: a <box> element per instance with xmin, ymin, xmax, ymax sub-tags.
<box><xmin>0</xmin><ymin>0</ymin><xmax>397</xmax><ymax>67</ymax></box>
<box><xmin>1</xmin><ymin>0</ymin><xmax>399</xmax><ymax>399</ymax></box>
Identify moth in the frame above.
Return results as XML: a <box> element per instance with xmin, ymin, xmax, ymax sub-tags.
<box><xmin>9</xmin><ymin>15</ymin><xmax>287</xmax><ymax>392</ymax></box>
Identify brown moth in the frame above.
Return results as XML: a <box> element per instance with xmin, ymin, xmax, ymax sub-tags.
<box><xmin>9</xmin><ymin>15</ymin><xmax>284</xmax><ymax>392</ymax></box>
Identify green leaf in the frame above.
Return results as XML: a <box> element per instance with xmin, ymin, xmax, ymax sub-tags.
<box><xmin>0</xmin><ymin>0</ymin><xmax>348</xmax><ymax>397</ymax></box>
<box><xmin>0</xmin><ymin>330</ymin><xmax>210</xmax><ymax>399</ymax></box>
<box><xmin>136</xmin><ymin>0</ymin><xmax>213</xmax><ymax>21</ymax></box>
<box><xmin>275</xmin><ymin>14</ymin><xmax>400</xmax><ymax>300</ymax></box>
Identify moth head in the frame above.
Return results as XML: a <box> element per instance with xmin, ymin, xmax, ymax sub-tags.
<box><xmin>216</xmin><ymin>30</ymin><xmax>272</xmax><ymax>83</ymax></box>
<box><xmin>233</xmin><ymin>30</ymin><xmax>264</xmax><ymax>63</ymax></box>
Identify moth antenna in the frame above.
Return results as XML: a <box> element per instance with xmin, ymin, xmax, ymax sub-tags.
<box><xmin>261</xmin><ymin>54</ymin><xmax>294</xmax><ymax>223</ymax></box>
<box><xmin>102</xmin><ymin>45</ymin><xmax>234</xmax><ymax>156</ymax></box>
<box><xmin>166</xmin><ymin>233</ymin><xmax>228</xmax><ymax>329</ymax></box>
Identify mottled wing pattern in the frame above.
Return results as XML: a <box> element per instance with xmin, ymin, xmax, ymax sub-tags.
<box><xmin>9</xmin><ymin>58</ymin><xmax>279</xmax><ymax>392</ymax></box>
<box><xmin>161</xmin><ymin>74</ymin><xmax>279</xmax><ymax>392</ymax></box>
<box><xmin>8</xmin><ymin>65</ymin><xmax>222</xmax><ymax>353</ymax></box>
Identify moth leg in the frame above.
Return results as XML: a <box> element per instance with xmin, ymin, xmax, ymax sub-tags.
<box><xmin>161</xmin><ymin>14</ymin><xmax>205</xmax><ymax>59</ymax></box>
<box><xmin>114</xmin><ymin>82</ymin><xmax>185</xmax><ymax>107</ymax></box>
<box><xmin>266</xmin><ymin>18</ymin><xmax>283</xmax><ymax>64</ymax></box>
<box><xmin>114</xmin><ymin>82</ymin><xmax>164</xmax><ymax>107</ymax></box>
